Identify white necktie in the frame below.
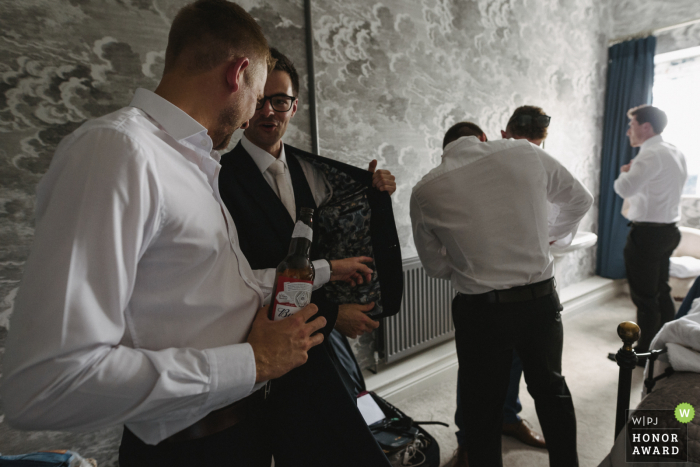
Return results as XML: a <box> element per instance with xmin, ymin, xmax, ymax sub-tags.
<box><xmin>268</xmin><ymin>159</ymin><xmax>296</xmax><ymax>222</ymax></box>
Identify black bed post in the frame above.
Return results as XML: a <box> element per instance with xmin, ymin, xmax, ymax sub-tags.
<box><xmin>614</xmin><ymin>321</ymin><xmax>640</xmax><ymax>439</ymax></box>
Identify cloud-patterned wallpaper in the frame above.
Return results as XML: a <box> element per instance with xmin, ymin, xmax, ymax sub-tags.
<box><xmin>612</xmin><ymin>0</ymin><xmax>700</xmax><ymax>41</ymax></box>
<box><xmin>1</xmin><ymin>0</ymin><xmax>697</xmax><ymax>463</ymax></box>
<box><xmin>656</xmin><ymin>21</ymin><xmax>700</xmax><ymax>55</ymax></box>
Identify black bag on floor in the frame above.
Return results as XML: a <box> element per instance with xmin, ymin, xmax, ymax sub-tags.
<box><xmin>326</xmin><ymin>330</ymin><xmax>444</xmax><ymax>467</ymax></box>
<box><xmin>367</xmin><ymin>392</ymin><xmax>443</xmax><ymax>467</ymax></box>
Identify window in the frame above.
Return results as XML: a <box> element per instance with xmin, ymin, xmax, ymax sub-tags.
<box><xmin>653</xmin><ymin>46</ymin><xmax>700</xmax><ymax>195</ymax></box>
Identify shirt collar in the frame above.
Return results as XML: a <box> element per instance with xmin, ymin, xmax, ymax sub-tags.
<box><xmin>442</xmin><ymin>135</ymin><xmax>481</xmax><ymax>158</ymax></box>
<box><xmin>241</xmin><ymin>133</ymin><xmax>288</xmax><ymax>173</ymax></box>
<box><xmin>130</xmin><ymin>88</ymin><xmax>221</xmax><ymax>188</ymax></box>
<box><xmin>129</xmin><ymin>88</ymin><xmax>214</xmax><ymax>155</ymax></box>
<box><xmin>641</xmin><ymin>134</ymin><xmax>664</xmax><ymax>149</ymax></box>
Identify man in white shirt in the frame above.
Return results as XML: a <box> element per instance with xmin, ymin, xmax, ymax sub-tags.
<box><xmin>1</xmin><ymin>2</ymin><xmax>374</xmax><ymax>466</ymax></box>
<box><xmin>613</xmin><ymin>105</ymin><xmax>687</xmax><ymax>358</ymax></box>
<box><xmin>411</xmin><ymin>122</ymin><xmax>592</xmax><ymax>466</ymax></box>
<box><xmin>452</xmin><ymin>107</ymin><xmax>551</xmax><ymax>466</ymax></box>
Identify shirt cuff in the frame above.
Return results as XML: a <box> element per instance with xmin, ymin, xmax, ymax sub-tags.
<box><xmin>549</xmin><ymin>232</ymin><xmax>574</xmax><ymax>248</ymax></box>
<box><xmin>312</xmin><ymin>259</ymin><xmax>330</xmax><ymax>289</ymax></box>
<box><xmin>203</xmin><ymin>343</ymin><xmax>258</xmax><ymax>411</ymax></box>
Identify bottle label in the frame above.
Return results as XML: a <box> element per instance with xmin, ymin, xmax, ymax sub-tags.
<box><xmin>291</xmin><ymin>221</ymin><xmax>313</xmax><ymax>241</ymax></box>
<box><xmin>272</xmin><ymin>276</ymin><xmax>313</xmax><ymax>321</ymax></box>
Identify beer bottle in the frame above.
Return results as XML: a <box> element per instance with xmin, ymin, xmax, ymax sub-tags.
<box><xmin>270</xmin><ymin>207</ymin><xmax>315</xmax><ymax>320</ymax></box>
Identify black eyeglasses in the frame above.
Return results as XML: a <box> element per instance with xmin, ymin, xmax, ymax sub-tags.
<box><xmin>511</xmin><ymin>114</ymin><xmax>551</xmax><ymax>128</ymax></box>
<box><xmin>256</xmin><ymin>94</ymin><xmax>297</xmax><ymax>112</ymax></box>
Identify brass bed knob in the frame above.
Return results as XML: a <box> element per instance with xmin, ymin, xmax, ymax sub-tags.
<box><xmin>617</xmin><ymin>321</ymin><xmax>640</xmax><ymax>352</ymax></box>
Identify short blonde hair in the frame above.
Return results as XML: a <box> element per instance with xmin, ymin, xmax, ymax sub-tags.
<box><xmin>164</xmin><ymin>0</ymin><xmax>274</xmax><ymax>75</ymax></box>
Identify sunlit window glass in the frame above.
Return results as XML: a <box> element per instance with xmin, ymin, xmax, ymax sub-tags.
<box><xmin>654</xmin><ymin>47</ymin><xmax>700</xmax><ymax>195</ymax></box>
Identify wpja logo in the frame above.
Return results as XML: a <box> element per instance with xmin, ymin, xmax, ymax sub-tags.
<box><xmin>625</xmin><ymin>404</ymin><xmax>694</xmax><ymax>462</ymax></box>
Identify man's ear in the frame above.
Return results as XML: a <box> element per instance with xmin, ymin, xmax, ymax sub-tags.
<box><xmin>641</xmin><ymin>121</ymin><xmax>655</xmax><ymax>135</ymax></box>
<box><xmin>290</xmin><ymin>98</ymin><xmax>298</xmax><ymax>118</ymax></box>
<box><xmin>479</xmin><ymin>133</ymin><xmax>488</xmax><ymax>142</ymax></box>
<box><xmin>225</xmin><ymin>57</ymin><xmax>250</xmax><ymax>93</ymax></box>
<box><xmin>500</xmin><ymin>130</ymin><xmax>507</xmax><ymax>139</ymax></box>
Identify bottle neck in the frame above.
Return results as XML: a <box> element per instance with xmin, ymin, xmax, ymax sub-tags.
<box><xmin>288</xmin><ymin>237</ymin><xmax>311</xmax><ymax>257</ymax></box>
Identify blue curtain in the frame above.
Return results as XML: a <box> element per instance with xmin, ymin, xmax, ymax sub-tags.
<box><xmin>596</xmin><ymin>36</ymin><xmax>656</xmax><ymax>279</ymax></box>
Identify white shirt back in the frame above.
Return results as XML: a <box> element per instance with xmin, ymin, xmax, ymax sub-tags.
<box><xmin>410</xmin><ymin>136</ymin><xmax>593</xmax><ymax>294</ymax></box>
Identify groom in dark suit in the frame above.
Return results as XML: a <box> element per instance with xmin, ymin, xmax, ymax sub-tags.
<box><xmin>218</xmin><ymin>48</ymin><xmax>402</xmax><ymax>467</ymax></box>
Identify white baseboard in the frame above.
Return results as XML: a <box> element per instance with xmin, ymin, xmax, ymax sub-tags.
<box><xmin>365</xmin><ymin>339</ymin><xmax>459</xmax><ymax>404</ymax></box>
<box><xmin>559</xmin><ymin>276</ymin><xmax>626</xmax><ymax>321</ymax></box>
<box><xmin>364</xmin><ymin>276</ymin><xmax>626</xmax><ymax>404</ymax></box>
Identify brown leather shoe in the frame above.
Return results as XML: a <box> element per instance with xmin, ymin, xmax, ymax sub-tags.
<box><xmin>451</xmin><ymin>446</ymin><xmax>469</xmax><ymax>467</ymax></box>
<box><xmin>502</xmin><ymin>419</ymin><xmax>547</xmax><ymax>449</ymax></box>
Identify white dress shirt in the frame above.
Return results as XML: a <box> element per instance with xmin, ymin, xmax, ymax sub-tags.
<box><xmin>240</xmin><ymin>134</ymin><xmax>331</xmax><ymax>283</ymax></box>
<box><xmin>614</xmin><ymin>134</ymin><xmax>687</xmax><ymax>223</ymax></box>
<box><xmin>410</xmin><ymin>136</ymin><xmax>593</xmax><ymax>294</ymax></box>
<box><xmin>1</xmin><ymin>89</ymin><xmax>327</xmax><ymax>445</ymax></box>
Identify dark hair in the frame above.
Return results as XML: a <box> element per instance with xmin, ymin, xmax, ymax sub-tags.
<box><xmin>627</xmin><ymin>105</ymin><xmax>668</xmax><ymax>134</ymax></box>
<box><xmin>164</xmin><ymin>0</ymin><xmax>273</xmax><ymax>76</ymax></box>
<box><xmin>270</xmin><ymin>48</ymin><xmax>299</xmax><ymax>97</ymax></box>
<box><xmin>506</xmin><ymin>105</ymin><xmax>548</xmax><ymax>141</ymax></box>
<box><xmin>443</xmin><ymin>122</ymin><xmax>485</xmax><ymax>149</ymax></box>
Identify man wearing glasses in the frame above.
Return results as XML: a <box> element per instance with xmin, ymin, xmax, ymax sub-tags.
<box><xmin>217</xmin><ymin>48</ymin><xmax>399</xmax><ymax>466</ymax></box>
<box><xmin>411</xmin><ymin>113</ymin><xmax>592</xmax><ymax>466</ymax></box>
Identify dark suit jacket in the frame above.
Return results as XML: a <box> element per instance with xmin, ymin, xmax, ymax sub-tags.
<box><xmin>218</xmin><ymin>141</ymin><xmax>401</xmax><ymax>467</ymax></box>
<box><xmin>219</xmin><ymin>141</ymin><xmax>403</xmax><ymax>320</ymax></box>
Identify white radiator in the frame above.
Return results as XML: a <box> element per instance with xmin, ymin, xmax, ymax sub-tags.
<box><xmin>381</xmin><ymin>257</ymin><xmax>457</xmax><ymax>363</ymax></box>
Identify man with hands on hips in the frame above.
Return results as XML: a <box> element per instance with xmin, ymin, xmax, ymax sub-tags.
<box><xmin>411</xmin><ymin>120</ymin><xmax>592</xmax><ymax>466</ymax></box>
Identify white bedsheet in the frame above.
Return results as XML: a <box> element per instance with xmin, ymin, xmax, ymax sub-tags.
<box><xmin>646</xmin><ymin>298</ymin><xmax>700</xmax><ymax>382</ymax></box>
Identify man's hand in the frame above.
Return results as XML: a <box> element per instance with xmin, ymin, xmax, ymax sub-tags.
<box><xmin>247</xmin><ymin>305</ymin><xmax>326</xmax><ymax>383</ymax></box>
<box><xmin>335</xmin><ymin>302</ymin><xmax>380</xmax><ymax>339</ymax></box>
<box><xmin>368</xmin><ymin>160</ymin><xmax>397</xmax><ymax>195</ymax></box>
<box><xmin>620</xmin><ymin>160</ymin><xmax>632</xmax><ymax>173</ymax></box>
<box><xmin>330</xmin><ymin>256</ymin><xmax>374</xmax><ymax>286</ymax></box>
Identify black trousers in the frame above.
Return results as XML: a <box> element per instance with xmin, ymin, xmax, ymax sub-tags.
<box><xmin>623</xmin><ymin>223</ymin><xmax>681</xmax><ymax>352</ymax></box>
<box><xmin>119</xmin><ymin>343</ymin><xmax>390</xmax><ymax>467</ymax></box>
<box><xmin>119</xmin><ymin>418</ymin><xmax>271</xmax><ymax>467</ymax></box>
<box><xmin>452</xmin><ymin>289</ymin><xmax>578</xmax><ymax>467</ymax></box>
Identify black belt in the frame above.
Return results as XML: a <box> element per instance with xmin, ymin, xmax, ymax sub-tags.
<box><xmin>459</xmin><ymin>278</ymin><xmax>555</xmax><ymax>304</ymax></box>
<box><xmin>163</xmin><ymin>385</ymin><xmax>267</xmax><ymax>444</ymax></box>
<box><xmin>630</xmin><ymin>221</ymin><xmax>675</xmax><ymax>227</ymax></box>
